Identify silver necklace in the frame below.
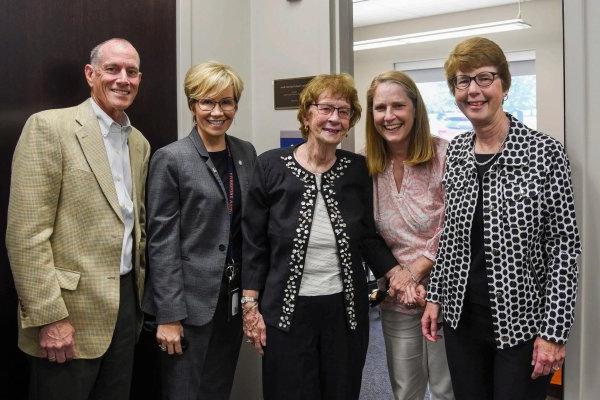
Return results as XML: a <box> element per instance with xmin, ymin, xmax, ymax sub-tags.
<box><xmin>472</xmin><ymin>133</ymin><xmax>508</xmax><ymax>167</ymax></box>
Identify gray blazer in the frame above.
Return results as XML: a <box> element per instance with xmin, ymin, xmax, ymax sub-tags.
<box><xmin>142</xmin><ymin>129</ymin><xmax>257</xmax><ymax>326</ymax></box>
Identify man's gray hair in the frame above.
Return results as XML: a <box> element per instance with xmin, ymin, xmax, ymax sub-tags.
<box><xmin>89</xmin><ymin>38</ymin><xmax>136</xmax><ymax>66</ymax></box>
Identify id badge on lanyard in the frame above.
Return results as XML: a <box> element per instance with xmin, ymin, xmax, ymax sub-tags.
<box><xmin>225</xmin><ymin>263</ymin><xmax>240</xmax><ymax>321</ymax></box>
<box><xmin>224</xmin><ymin>145</ymin><xmax>241</xmax><ymax>321</ymax></box>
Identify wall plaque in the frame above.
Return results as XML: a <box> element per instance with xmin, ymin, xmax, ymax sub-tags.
<box><xmin>274</xmin><ymin>76</ymin><xmax>314</xmax><ymax>110</ymax></box>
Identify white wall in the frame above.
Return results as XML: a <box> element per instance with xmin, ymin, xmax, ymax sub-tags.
<box><xmin>178</xmin><ymin>0</ymin><xmax>351</xmax><ymax>154</ymax></box>
<box><xmin>250</xmin><ymin>0</ymin><xmax>332</xmax><ymax>154</ymax></box>
<box><xmin>352</xmin><ymin>0</ymin><xmax>563</xmax><ymax>151</ymax></box>
<box><xmin>176</xmin><ymin>0</ymin><xmax>252</xmax><ymax>142</ymax></box>
<box><xmin>563</xmin><ymin>0</ymin><xmax>600</xmax><ymax>398</ymax></box>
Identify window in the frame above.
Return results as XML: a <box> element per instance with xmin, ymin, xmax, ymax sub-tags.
<box><xmin>395</xmin><ymin>53</ymin><xmax>536</xmax><ymax>141</ymax></box>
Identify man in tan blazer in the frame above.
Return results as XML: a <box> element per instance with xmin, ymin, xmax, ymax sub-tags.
<box><xmin>6</xmin><ymin>38</ymin><xmax>150</xmax><ymax>400</ymax></box>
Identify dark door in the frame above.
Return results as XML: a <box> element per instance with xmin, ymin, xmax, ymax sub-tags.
<box><xmin>0</xmin><ymin>1</ymin><xmax>177</xmax><ymax>398</ymax></box>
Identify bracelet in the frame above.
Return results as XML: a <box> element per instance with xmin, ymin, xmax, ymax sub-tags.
<box><xmin>402</xmin><ymin>265</ymin><xmax>419</xmax><ymax>285</ymax></box>
<box><xmin>241</xmin><ymin>296</ymin><xmax>258</xmax><ymax>305</ymax></box>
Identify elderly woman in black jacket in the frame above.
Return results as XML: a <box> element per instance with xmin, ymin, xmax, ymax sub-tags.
<box><xmin>241</xmin><ymin>74</ymin><xmax>405</xmax><ymax>400</ymax></box>
<box><xmin>421</xmin><ymin>37</ymin><xmax>581</xmax><ymax>400</ymax></box>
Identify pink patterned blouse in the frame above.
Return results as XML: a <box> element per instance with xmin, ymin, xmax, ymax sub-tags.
<box><xmin>374</xmin><ymin>137</ymin><xmax>447</xmax><ymax>314</ymax></box>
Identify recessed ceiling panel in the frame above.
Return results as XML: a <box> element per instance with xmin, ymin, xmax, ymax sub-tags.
<box><xmin>353</xmin><ymin>0</ymin><xmax>524</xmax><ymax>27</ymax></box>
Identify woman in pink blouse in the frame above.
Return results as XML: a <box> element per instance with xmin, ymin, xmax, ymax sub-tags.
<box><xmin>365</xmin><ymin>71</ymin><xmax>454</xmax><ymax>400</ymax></box>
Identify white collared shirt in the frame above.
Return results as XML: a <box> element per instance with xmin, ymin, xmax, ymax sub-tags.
<box><xmin>90</xmin><ymin>98</ymin><xmax>134</xmax><ymax>275</ymax></box>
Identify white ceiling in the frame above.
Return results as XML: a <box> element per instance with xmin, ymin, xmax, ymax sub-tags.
<box><xmin>353</xmin><ymin>0</ymin><xmax>525</xmax><ymax>27</ymax></box>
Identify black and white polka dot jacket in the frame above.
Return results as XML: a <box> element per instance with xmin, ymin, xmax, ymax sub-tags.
<box><xmin>427</xmin><ymin>114</ymin><xmax>581</xmax><ymax>349</ymax></box>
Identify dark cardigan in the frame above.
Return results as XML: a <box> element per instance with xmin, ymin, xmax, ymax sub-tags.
<box><xmin>242</xmin><ymin>146</ymin><xmax>397</xmax><ymax>332</ymax></box>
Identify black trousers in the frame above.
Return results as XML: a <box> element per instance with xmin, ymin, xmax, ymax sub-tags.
<box><xmin>262</xmin><ymin>293</ymin><xmax>369</xmax><ymax>400</ymax></box>
<box><xmin>159</xmin><ymin>275</ymin><xmax>243</xmax><ymax>400</ymax></box>
<box><xmin>444</xmin><ymin>302</ymin><xmax>551</xmax><ymax>400</ymax></box>
<box><xmin>29</xmin><ymin>271</ymin><xmax>138</xmax><ymax>400</ymax></box>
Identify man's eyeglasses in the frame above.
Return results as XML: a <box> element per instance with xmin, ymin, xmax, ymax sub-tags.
<box><xmin>311</xmin><ymin>103</ymin><xmax>354</xmax><ymax>119</ymax></box>
<box><xmin>453</xmin><ymin>72</ymin><xmax>498</xmax><ymax>90</ymax></box>
<box><xmin>195</xmin><ymin>98</ymin><xmax>237</xmax><ymax>112</ymax></box>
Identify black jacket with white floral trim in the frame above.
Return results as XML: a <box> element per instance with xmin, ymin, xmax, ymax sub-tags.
<box><xmin>242</xmin><ymin>146</ymin><xmax>397</xmax><ymax>332</ymax></box>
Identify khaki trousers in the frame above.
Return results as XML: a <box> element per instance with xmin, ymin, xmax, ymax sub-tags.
<box><xmin>381</xmin><ymin>309</ymin><xmax>454</xmax><ymax>400</ymax></box>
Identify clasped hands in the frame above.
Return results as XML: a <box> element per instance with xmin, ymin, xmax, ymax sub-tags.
<box><xmin>385</xmin><ymin>265</ymin><xmax>426</xmax><ymax>308</ymax></box>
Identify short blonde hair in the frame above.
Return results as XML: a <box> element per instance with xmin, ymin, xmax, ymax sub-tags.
<box><xmin>184</xmin><ymin>61</ymin><xmax>244</xmax><ymax>111</ymax></box>
<box><xmin>297</xmin><ymin>74</ymin><xmax>362</xmax><ymax>140</ymax></box>
<box><xmin>444</xmin><ymin>37</ymin><xmax>511</xmax><ymax>94</ymax></box>
<box><xmin>365</xmin><ymin>71</ymin><xmax>435</xmax><ymax>175</ymax></box>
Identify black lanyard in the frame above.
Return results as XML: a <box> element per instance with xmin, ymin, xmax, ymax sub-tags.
<box><xmin>225</xmin><ymin>145</ymin><xmax>234</xmax><ymax>216</ymax></box>
<box><xmin>225</xmin><ymin>146</ymin><xmax>235</xmax><ymax>263</ymax></box>
<box><xmin>224</xmin><ymin>147</ymin><xmax>240</xmax><ymax>321</ymax></box>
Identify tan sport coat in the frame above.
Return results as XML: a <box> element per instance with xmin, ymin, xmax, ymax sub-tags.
<box><xmin>6</xmin><ymin>99</ymin><xmax>150</xmax><ymax>359</ymax></box>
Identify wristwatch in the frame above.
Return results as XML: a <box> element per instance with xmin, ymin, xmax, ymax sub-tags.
<box><xmin>240</xmin><ymin>296</ymin><xmax>257</xmax><ymax>305</ymax></box>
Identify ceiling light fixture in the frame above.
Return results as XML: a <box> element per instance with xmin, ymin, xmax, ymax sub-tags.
<box><xmin>354</xmin><ymin>19</ymin><xmax>531</xmax><ymax>51</ymax></box>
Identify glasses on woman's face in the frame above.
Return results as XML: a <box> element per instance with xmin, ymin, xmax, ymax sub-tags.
<box><xmin>196</xmin><ymin>98</ymin><xmax>237</xmax><ymax>112</ymax></box>
<box><xmin>311</xmin><ymin>103</ymin><xmax>354</xmax><ymax>120</ymax></box>
<box><xmin>453</xmin><ymin>71</ymin><xmax>498</xmax><ymax>90</ymax></box>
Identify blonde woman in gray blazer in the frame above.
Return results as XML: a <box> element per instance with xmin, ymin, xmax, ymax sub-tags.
<box><xmin>143</xmin><ymin>62</ymin><xmax>256</xmax><ymax>400</ymax></box>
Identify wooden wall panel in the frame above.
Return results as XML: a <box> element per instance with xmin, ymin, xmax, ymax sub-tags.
<box><xmin>0</xmin><ymin>1</ymin><xmax>177</xmax><ymax>398</ymax></box>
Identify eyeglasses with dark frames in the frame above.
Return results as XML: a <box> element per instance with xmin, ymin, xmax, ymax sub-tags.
<box><xmin>453</xmin><ymin>72</ymin><xmax>499</xmax><ymax>90</ymax></box>
<box><xmin>195</xmin><ymin>98</ymin><xmax>237</xmax><ymax>112</ymax></box>
<box><xmin>311</xmin><ymin>103</ymin><xmax>354</xmax><ymax>119</ymax></box>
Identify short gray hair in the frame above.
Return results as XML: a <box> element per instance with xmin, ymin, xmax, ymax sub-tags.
<box><xmin>89</xmin><ymin>38</ymin><xmax>136</xmax><ymax>66</ymax></box>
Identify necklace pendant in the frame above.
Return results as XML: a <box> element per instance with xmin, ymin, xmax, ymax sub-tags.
<box><xmin>472</xmin><ymin>152</ymin><xmax>498</xmax><ymax>167</ymax></box>
<box><xmin>472</xmin><ymin>131</ymin><xmax>508</xmax><ymax>167</ymax></box>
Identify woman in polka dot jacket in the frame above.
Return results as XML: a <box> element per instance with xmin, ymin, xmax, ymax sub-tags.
<box><xmin>421</xmin><ymin>37</ymin><xmax>581</xmax><ymax>400</ymax></box>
